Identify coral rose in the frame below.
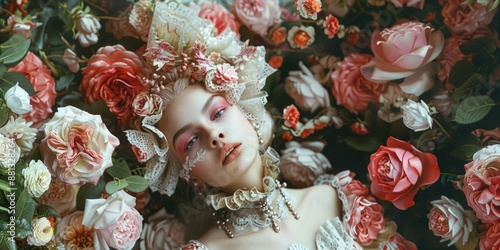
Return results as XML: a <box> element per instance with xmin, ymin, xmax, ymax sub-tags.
<box><xmin>232</xmin><ymin>0</ymin><xmax>281</xmax><ymax>37</ymax></box>
<box><xmin>442</xmin><ymin>0</ymin><xmax>498</xmax><ymax>35</ymax></box>
<box><xmin>40</xmin><ymin>106</ymin><xmax>120</xmax><ymax>185</ymax></box>
<box><xmin>82</xmin><ymin>190</ymin><xmax>143</xmax><ymax>250</ymax></box>
<box><xmin>199</xmin><ymin>1</ymin><xmax>240</xmax><ymax>37</ymax></box>
<box><xmin>332</xmin><ymin>53</ymin><xmax>387</xmax><ymax>114</ymax></box>
<box><xmin>368</xmin><ymin>136</ymin><xmax>440</xmax><ymax>210</ymax></box>
<box><xmin>480</xmin><ymin>222</ymin><xmax>500</xmax><ymax>250</ymax></box>
<box><xmin>80</xmin><ymin>45</ymin><xmax>147</xmax><ymax>128</ymax></box>
<box><xmin>8</xmin><ymin>52</ymin><xmax>56</xmax><ymax>127</ymax></box>
<box><xmin>38</xmin><ymin>180</ymin><xmax>79</xmax><ymax>217</ymax></box>
<box><xmin>283</xmin><ymin>105</ymin><xmax>300</xmax><ymax>129</ymax></box>
<box><xmin>463</xmin><ymin>144</ymin><xmax>500</xmax><ymax>223</ymax></box>
<box><xmin>360</xmin><ymin>21</ymin><xmax>444</xmax><ymax>95</ymax></box>
<box><xmin>347</xmin><ymin>195</ymin><xmax>385</xmax><ymax>246</ymax></box>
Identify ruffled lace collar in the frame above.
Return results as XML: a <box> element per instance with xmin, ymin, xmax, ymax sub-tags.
<box><xmin>206</xmin><ymin>147</ymin><xmax>281</xmax><ymax>211</ymax></box>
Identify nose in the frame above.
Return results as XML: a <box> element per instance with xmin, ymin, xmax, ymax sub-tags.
<box><xmin>209</xmin><ymin>130</ymin><xmax>225</xmax><ymax>148</ymax></box>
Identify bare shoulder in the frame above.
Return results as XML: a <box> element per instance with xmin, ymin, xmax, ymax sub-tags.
<box><xmin>289</xmin><ymin>185</ymin><xmax>340</xmax><ymax>217</ymax></box>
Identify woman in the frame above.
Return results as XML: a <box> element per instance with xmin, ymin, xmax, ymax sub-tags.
<box><xmin>125</xmin><ymin>2</ymin><xmax>358</xmax><ymax>249</ymax></box>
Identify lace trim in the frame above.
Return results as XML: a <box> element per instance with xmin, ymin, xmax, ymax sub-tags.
<box><xmin>206</xmin><ymin>147</ymin><xmax>280</xmax><ymax>210</ymax></box>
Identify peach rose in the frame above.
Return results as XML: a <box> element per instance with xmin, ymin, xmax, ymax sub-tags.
<box><xmin>442</xmin><ymin>0</ymin><xmax>498</xmax><ymax>35</ymax></box>
<box><xmin>80</xmin><ymin>45</ymin><xmax>147</xmax><ymax>128</ymax></box>
<box><xmin>38</xmin><ymin>179</ymin><xmax>79</xmax><ymax>217</ymax></box>
<box><xmin>8</xmin><ymin>52</ymin><xmax>56</xmax><ymax>127</ymax></box>
<box><xmin>199</xmin><ymin>1</ymin><xmax>240</xmax><ymax>37</ymax></box>
<box><xmin>480</xmin><ymin>222</ymin><xmax>500</xmax><ymax>250</ymax></box>
<box><xmin>331</xmin><ymin>53</ymin><xmax>387</xmax><ymax>114</ymax></box>
<box><xmin>82</xmin><ymin>190</ymin><xmax>143</xmax><ymax>250</ymax></box>
<box><xmin>232</xmin><ymin>0</ymin><xmax>281</xmax><ymax>37</ymax></box>
<box><xmin>56</xmin><ymin>211</ymin><xmax>94</xmax><ymax>249</ymax></box>
<box><xmin>347</xmin><ymin>195</ymin><xmax>385</xmax><ymax>246</ymax></box>
<box><xmin>129</xmin><ymin>0</ymin><xmax>153</xmax><ymax>42</ymax></box>
<box><xmin>360</xmin><ymin>21</ymin><xmax>444</xmax><ymax>93</ymax></box>
<box><xmin>40</xmin><ymin>106</ymin><xmax>120</xmax><ymax>185</ymax></box>
<box><xmin>132</xmin><ymin>93</ymin><xmax>163</xmax><ymax>117</ymax></box>
<box><xmin>463</xmin><ymin>144</ymin><xmax>500</xmax><ymax>223</ymax></box>
<box><xmin>368</xmin><ymin>137</ymin><xmax>441</xmax><ymax>210</ymax></box>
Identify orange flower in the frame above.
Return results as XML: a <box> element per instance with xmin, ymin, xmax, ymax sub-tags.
<box><xmin>269</xmin><ymin>26</ymin><xmax>287</xmax><ymax>44</ymax></box>
<box><xmin>324</xmin><ymin>14</ymin><xmax>340</xmax><ymax>38</ymax></box>
<box><xmin>268</xmin><ymin>55</ymin><xmax>283</xmax><ymax>69</ymax></box>
<box><xmin>300</xmin><ymin>128</ymin><xmax>315</xmax><ymax>138</ymax></box>
<box><xmin>314</xmin><ymin>121</ymin><xmax>328</xmax><ymax>130</ymax></box>
<box><xmin>283</xmin><ymin>105</ymin><xmax>300</xmax><ymax>128</ymax></box>
<box><xmin>282</xmin><ymin>131</ymin><xmax>293</xmax><ymax>141</ymax></box>
<box><xmin>297</xmin><ymin>0</ymin><xmax>322</xmax><ymax>20</ymax></box>
<box><xmin>288</xmin><ymin>26</ymin><xmax>315</xmax><ymax>49</ymax></box>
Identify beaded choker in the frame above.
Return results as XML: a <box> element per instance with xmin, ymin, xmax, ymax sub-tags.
<box><xmin>205</xmin><ymin>148</ymin><xmax>300</xmax><ymax>238</ymax></box>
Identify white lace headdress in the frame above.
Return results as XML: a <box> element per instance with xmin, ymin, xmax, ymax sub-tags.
<box><xmin>125</xmin><ymin>1</ymin><xmax>276</xmax><ymax>196</ymax></box>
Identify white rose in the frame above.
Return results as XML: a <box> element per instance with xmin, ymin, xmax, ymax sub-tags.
<box><xmin>279</xmin><ymin>141</ymin><xmax>332</xmax><ymax>188</ymax></box>
<box><xmin>4</xmin><ymin>83</ymin><xmax>32</xmax><ymax>115</ymax></box>
<box><xmin>0</xmin><ymin>134</ymin><xmax>20</xmax><ymax>169</ymax></box>
<box><xmin>22</xmin><ymin>160</ymin><xmax>51</xmax><ymax>198</ymax></box>
<box><xmin>62</xmin><ymin>48</ymin><xmax>80</xmax><ymax>73</ymax></box>
<box><xmin>0</xmin><ymin>116</ymin><xmax>37</xmax><ymax>155</ymax></box>
<box><xmin>73</xmin><ymin>9</ymin><xmax>101</xmax><ymax>47</ymax></box>
<box><xmin>139</xmin><ymin>208</ymin><xmax>186</xmax><ymax>250</ymax></box>
<box><xmin>285</xmin><ymin>61</ymin><xmax>330</xmax><ymax>113</ymax></box>
<box><xmin>82</xmin><ymin>190</ymin><xmax>143</xmax><ymax>250</ymax></box>
<box><xmin>472</xmin><ymin>144</ymin><xmax>500</xmax><ymax>164</ymax></box>
<box><xmin>428</xmin><ymin>196</ymin><xmax>478</xmax><ymax>246</ymax></box>
<box><xmin>27</xmin><ymin>217</ymin><xmax>54</xmax><ymax>246</ymax></box>
<box><xmin>401</xmin><ymin>99</ymin><xmax>434</xmax><ymax>132</ymax></box>
<box><xmin>38</xmin><ymin>180</ymin><xmax>80</xmax><ymax>217</ymax></box>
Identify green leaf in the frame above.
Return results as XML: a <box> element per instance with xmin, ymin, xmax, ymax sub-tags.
<box><xmin>0</xmin><ymin>232</ymin><xmax>16</xmax><ymax>250</ymax></box>
<box><xmin>460</xmin><ymin>37</ymin><xmax>496</xmax><ymax>56</ymax></box>
<box><xmin>448</xmin><ymin>60</ymin><xmax>477</xmax><ymax>88</ymax></box>
<box><xmin>344</xmin><ymin>136</ymin><xmax>384</xmax><ymax>152</ymax></box>
<box><xmin>0</xmin><ymin>63</ymin><xmax>6</xmax><ymax>78</ymax></box>
<box><xmin>416</xmin><ymin>129</ymin><xmax>439</xmax><ymax>150</ymax></box>
<box><xmin>0</xmin><ymin>108</ymin><xmax>7</xmax><ymax>131</ymax></box>
<box><xmin>55</xmin><ymin>72</ymin><xmax>75</xmax><ymax>92</ymax></box>
<box><xmin>15</xmin><ymin>189</ymin><xmax>35</xmax><ymax>221</ymax></box>
<box><xmin>450</xmin><ymin>134</ymin><xmax>482</xmax><ymax>162</ymax></box>
<box><xmin>106</xmin><ymin>158</ymin><xmax>131</xmax><ymax>179</ymax></box>
<box><xmin>0</xmin><ymin>180</ymin><xmax>11</xmax><ymax>193</ymax></box>
<box><xmin>0</xmin><ymin>72</ymin><xmax>34</xmax><ymax>95</ymax></box>
<box><xmin>0</xmin><ymin>34</ymin><xmax>30</xmax><ymax>66</ymax></box>
<box><xmin>105</xmin><ymin>180</ymin><xmax>129</xmax><ymax>194</ymax></box>
<box><xmin>453</xmin><ymin>96</ymin><xmax>495</xmax><ymax>124</ymax></box>
<box><xmin>15</xmin><ymin>218</ymin><xmax>32</xmax><ymax>238</ymax></box>
<box><xmin>451</xmin><ymin>73</ymin><xmax>486</xmax><ymax>102</ymax></box>
<box><xmin>124</xmin><ymin>175</ymin><xmax>149</xmax><ymax>193</ymax></box>
<box><xmin>36</xmin><ymin>204</ymin><xmax>58</xmax><ymax>217</ymax></box>
<box><xmin>76</xmin><ymin>178</ymin><xmax>105</xmax><ymax>211</ymax></box>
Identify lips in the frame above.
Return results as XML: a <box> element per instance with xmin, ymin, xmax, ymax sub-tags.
<box><xmin>221</xmin><ymin>142</ymin><xmax>242</xmax><ymax>165</ymax></box>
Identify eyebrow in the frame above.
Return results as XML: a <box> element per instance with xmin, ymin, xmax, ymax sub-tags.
<box><xmin>172</xmin><ymin>95</ymin><xmax>219</xmax><ymax>151</ymax></box>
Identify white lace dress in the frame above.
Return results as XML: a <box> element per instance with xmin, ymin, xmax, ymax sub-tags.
<box><xmin>181</xmin><ymin>174</ymin><xmax>362</xmax><ymax>250</ymax></box>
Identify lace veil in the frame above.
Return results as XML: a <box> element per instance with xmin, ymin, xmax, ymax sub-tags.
<box><xmin>125</xmin><ymin>1</ymin><xmax>276</xmax><ymax>196</ymax></box>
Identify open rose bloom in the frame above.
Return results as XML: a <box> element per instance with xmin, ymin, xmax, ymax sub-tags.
<box><xmin>368</xmin><ymin>137</ymin><xmax>441</xmax><ymax>210</ymax></box>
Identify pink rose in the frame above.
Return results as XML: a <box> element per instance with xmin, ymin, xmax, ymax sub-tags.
<box><xmin>480</xmin><ymin>222</ymin><xmax>500</xmax><ymax>250</ymax></box>
<box><xmin>80</xmin><ymin>45</ymin><xmax>147</xmax><ymax>128</ymax></box>
<box><xmin>428</xmin><ymin>196</ymin><xmax>478</xmax><ymax>246</ymax></box>
<box><xmin>56</xmin><ymin>211</ymin><xmax>95</xmax><ymax>249</ymax></box>
<box><xmin>472</xmin><ymin>127</ymin><xmax>500</xmax><ymax>146</ymax></box>
<box><xmin>380</xmin><ymin>232</ymin><xmax>418</xmax><ymax>250</ymax></box>
<box><xmin>232</xmin><ymin>0</ymin><xmax>281</xmax><ymax>37</ymax></box>
<box><xmin>368</xmin><ymin>136</ymin><xmax>441</xmax><ymax>210</ymax></box>
<box><xmin>323</xmin><ymin>14</ymin><xmax>340</xmax><ymax>39</ymax></box>
<box><xmin>347</xmin><ymin>195</ymin><xmax>385</xmax><ymax>246</ymax></box>
<box><xmin>442</xmin><ymin>0</ymin><xmax>498</xmax><ymax>35</ymax></box>
<box><xmin>38</xmin><ymin>179</ymin><xmax>79</xmax><ymax>217</ymax></box>
<box><xmin>132</xmin><ymin>93</ymin><xmax>163</xmax><ymax>117</ymax></box>
<box><xmin>213</xmin><ymin>63</ymin><xmax>239</xmax><ymax>86</ymax></box>
<box><xmin>82</xmin><ymin>190</ymin><xmax>143</xmax><ymax>250</ymax></box>
<box><xmin>388</xmin><ymin>0</ymin><xmax>424</xmax><ymax>9</ymax></box>
<box><xmin>463</xmin><ymin>144</ymin><xmax>500</xmax><ymax>223</ymax></box>
<box><xmin>40</xmin><ymin>106</ymin><xmax>120</xmax><ymax>185</ymax></box>
<box><xmin>360</xmin><ymin>21</ymin><xmax>444</xmax><ymax>94</ymax></box>
<box><xmin>8</xmin><ymin>52</ymin><xmax>56</xmax><ymax>128</ymax></box>
<box><xmin>331</xmin><ymin>53</ymin><xmax>387</xmax><ymax>114</ymax></box>
<box><xmin>199</xmin><ymin>1</ymin><xmax>241</xmax><ymax>37</ymax></box>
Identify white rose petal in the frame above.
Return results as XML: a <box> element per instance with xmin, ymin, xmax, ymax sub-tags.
<box><xmin>62</xmin><ymin>48</ymin><xmax>80</xmax><ymax>73</ymax></box>
<box><xmin>22</xmin><ymin>160</ymin><xmax>51</xmax><ymax>198</ymax></box>
<box><xmin>0</xmin><ymin>134</ymin><xmax>20</xmax><ymax>168</ymax></box>
<box><xmin>0</xmin><ymin>116</ymin><xmax>37</xmax><ymax>155</ymax></box>
<box><xmin>4</xmin><ymin>83</ymin><xmax>32</xmax><ymax>115</ymax></box>
<box><xmin>401</xmin><ymin>99</ymin><xmax>434</xmax><ymax>132</ymax></box>
<box><xmin>27</xmin><ymin>217</ymin><xmax>54</xmax><ymax>246</ymax></box>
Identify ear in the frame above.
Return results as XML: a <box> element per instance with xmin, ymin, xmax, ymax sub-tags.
<box><xmin>189</xmin><ymin>178</ymin><xmax>206</xmax><ymax>190</ymax></box>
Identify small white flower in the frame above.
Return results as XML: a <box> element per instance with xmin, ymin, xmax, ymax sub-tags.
<box><xmin>0</xmin><ymin>116</ymin><xmax>37</xmax><ymax>155</ymax></box>
<box><xmin>72</xmin><ymin>9</ymin><xmax>101</xmax><ymax>47</ymax></box>
<box><xmin>22</xmin><ymin>160</ymin><xmax>51</xmax><ymax>198</ymax></box>
<box><xmin>27</xmin><ymin>217</ymin><xmax>54</xmax><ymax>246</ymax></box>
<box><xmin>4</xmin><ymin>83</ymin><xmax>32</xmax><ymax>115</ymax></box>
<box><xmin>62</xmin><ymin>48</ymin><xmax>80</xmax><ymax>73</ymax></box>
<box><xmin>401</xmin><ymin>99</ymin><xmax>435</xmax><ymax>132</ymax></box>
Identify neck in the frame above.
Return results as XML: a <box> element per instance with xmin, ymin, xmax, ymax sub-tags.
<box><xmin>219</xmin><ymin>156</ymin><xmax>265</xmax><ymax>195</ymax></box>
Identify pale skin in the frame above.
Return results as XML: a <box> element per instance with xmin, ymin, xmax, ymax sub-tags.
<box><xmin>158</xmin><ymin>84</ymin><xmax>341</xmax><ymax>249</ymax></box>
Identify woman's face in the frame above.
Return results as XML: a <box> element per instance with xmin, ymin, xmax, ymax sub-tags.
<box><xmin>158</xmin><ymin>84</ymin><xmax>261</xmax><ymax>191</ymax></box>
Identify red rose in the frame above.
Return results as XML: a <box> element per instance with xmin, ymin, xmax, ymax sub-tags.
<box><xmin>368</xmin><ymin>137</ymin><xmax>440</xmax><ymax>210</ymax></box>
<box><xmin>80</xmin><ymin>45</ymin><xmax>147</xmax><ymax>128</ymax></box>
<box><xmin>350</xmin><ymin>122</ymin><xmax>369</xmax><ymax>135</ymax></box>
